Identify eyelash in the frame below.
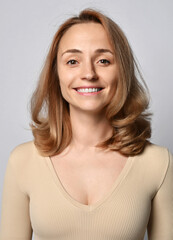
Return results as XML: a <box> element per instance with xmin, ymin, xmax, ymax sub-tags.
<box><xmin>67</xmin><ymin>59</ymin><xmax>78</xmax><ymax>65</ymax></box>
<box><xmin>66</xmin><ymin>59</ymin><xmax>110</xmax><ymax>65</ymax></box>
<box><xmin>98</xmin><ymin>59</ymin><xmax>110</xmax><ymax>64</ymax></box>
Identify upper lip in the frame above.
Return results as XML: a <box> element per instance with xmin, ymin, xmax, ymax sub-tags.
<box><xmin>74</xmin><ymin>86</ymin><xmax>104</xmax><ymax>89</ymax></box>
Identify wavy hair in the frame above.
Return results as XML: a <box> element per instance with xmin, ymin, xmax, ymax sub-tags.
<box><xmin>30</xmin><ymin>8</ymin><xmax>151</xmax><ymax>157</ymax></box>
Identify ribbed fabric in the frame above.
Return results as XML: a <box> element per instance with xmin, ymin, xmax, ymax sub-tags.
<box><xmin>0</xmin><ymin>142</ymin><xmax>172</xmax><ymax>240</ymax></box>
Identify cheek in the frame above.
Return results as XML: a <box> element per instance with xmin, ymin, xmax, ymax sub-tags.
<box><xmin>58</xmin><ymin>66</ymin><xmax>73</xmax><ymax>88</ymax></box>
<box><xmin>57</xmin><ymin>62</ymin><xmax>72</xmax><ymax>101</ymax></box>
<box><xmin>58</xmin><ymin>68</ymin><xmax>68</xmax><ymax>92</ymax></box>
<box><xmin>57</xmin><ymin>73</ymin><xmax>67</xmax><ymax>99</ymax></box>
<box><xmin>107</xmin><ymin>70</ymin><xmax>119</xmax><ymax>99</ymax></box>
<box><xmin>58</xmin><ymin>75</ymin><xmax>73</xmax><ymax>103</ymax></box>
<box><xmin>108</xmin><ymin>69</ymin><xmax>119</xmax><ymax>89</ymax></box>
<box><xmin>58</xmin><ymin>80</ymin><xmax>69</xmax><ymax>101</ymax></box>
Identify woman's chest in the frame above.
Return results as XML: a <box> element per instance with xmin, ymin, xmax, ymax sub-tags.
<box><xmin>29</xmin><ymin>157</ymin><xmax>151</xmax><ymax>240</ymax></box>
<box><xmin>50</xmin><ymin>154</ymin><xmax>128</xmax><ymax>205</ymax></box>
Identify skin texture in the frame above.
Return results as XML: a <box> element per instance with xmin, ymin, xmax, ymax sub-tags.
<box><xmin>57</xmin><ymin>23</ymin><xmax>119</xmax><ymax>149</ymax></box>
<box><xmin>57</xmin><ymin>22</ymin><xmax>118</xmax><ymax>115</ymax></box>
<box><xmin>51</xmin><ymin>23</ymin><xmax>127</xmax><ymax>205</ymax></box>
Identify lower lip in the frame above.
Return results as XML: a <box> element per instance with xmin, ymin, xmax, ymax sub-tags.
<box><xmin>74</xmin><ymin>89</ymin><xmax>103</xmax><ymax>96</ymax></box>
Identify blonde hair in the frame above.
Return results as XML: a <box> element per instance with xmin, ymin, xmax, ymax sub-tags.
<box><xmin>30</xmin><ymin>8</ymin><xmax>151</xmax><ymax>157</ymax></box>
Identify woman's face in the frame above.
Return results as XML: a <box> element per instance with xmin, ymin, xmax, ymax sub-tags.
<box><xmin>57</xmin><ymin>22</ymin><xmax>119</xmax><ymax>114</ymax></box>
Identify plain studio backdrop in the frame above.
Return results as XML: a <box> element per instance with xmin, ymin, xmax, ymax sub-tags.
<box><xmin>0</xmin><ymin>0</ymin><xmax>172</xmax><ymax>239</ymax></box>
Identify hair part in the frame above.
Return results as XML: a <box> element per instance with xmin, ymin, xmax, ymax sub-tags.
<box><xmin>30</xmin><ymin>8</ymin><xmax>152</xmax><ymax>157</ymax></box>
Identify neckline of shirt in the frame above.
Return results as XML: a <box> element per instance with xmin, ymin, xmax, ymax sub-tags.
<box><xmin>45</xmin><ymin>154</ymin><xmax>135</xmax><ymax>212</ymax></box>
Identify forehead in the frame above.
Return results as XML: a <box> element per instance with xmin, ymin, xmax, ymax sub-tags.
<box><xmin>58</xmin><ymin>22</ymin><xmax>113</xmax><ymax>52</ymax></box>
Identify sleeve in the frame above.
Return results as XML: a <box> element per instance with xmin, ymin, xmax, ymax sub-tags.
<box><xmin>147</xmin><ymin>150</ymin><xmax>173</xmax><ymax>240</ymax></box>
<box><xmin>0</xmin><ymin>152</ymin><xmax>33</xmax><ymax>240</ymax></box>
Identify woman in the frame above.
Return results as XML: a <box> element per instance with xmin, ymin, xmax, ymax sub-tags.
<box><xmin>0</xmin><ymin>8</ymin><xmax>172</xmax><ymax>240</ymax></box>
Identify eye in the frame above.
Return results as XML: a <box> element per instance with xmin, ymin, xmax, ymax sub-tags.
<box><xmin>67</xmin><ymin>59</ymin><xmax>78</xmax><ymax>65</ymax></box>
<box><xmin>98</xmin><ymin>59</ymin><xmax>110</xmax><ymax>65</ymax></box>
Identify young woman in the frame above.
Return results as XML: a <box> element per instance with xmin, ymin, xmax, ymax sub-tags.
<box><xmin>0</xmin><ymin>8</ymin><xmax>172</xmax><ymax>240</ymax></box>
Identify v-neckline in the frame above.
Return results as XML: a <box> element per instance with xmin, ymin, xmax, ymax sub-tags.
<box><xmin>45</xmin><ymin>155</ymin><xmax>134</xmax><ymax>212</ymax></box>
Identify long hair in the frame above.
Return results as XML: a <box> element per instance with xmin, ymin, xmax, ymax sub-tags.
<box><xmin>30</xmin><ymin>8</ymin><xmax>151</xmax><ymax>157</ymax></box>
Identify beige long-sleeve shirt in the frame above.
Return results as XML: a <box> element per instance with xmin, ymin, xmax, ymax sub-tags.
<box><xmin>0</xmin><ymin>141</ymin><xmax>173</xmax><ymax>240</ymax></box>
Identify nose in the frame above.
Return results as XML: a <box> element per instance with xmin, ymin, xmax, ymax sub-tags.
<box><xmin>80</xmin><ymin>61</ymin><xmax>98</xmax><ymax>81</ymax></box>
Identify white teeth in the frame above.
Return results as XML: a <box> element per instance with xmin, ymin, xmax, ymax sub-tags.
<box><xmin>77</xmin><ymin>88</ymin><xmax>102</xmax><ymax>93</ymax></box>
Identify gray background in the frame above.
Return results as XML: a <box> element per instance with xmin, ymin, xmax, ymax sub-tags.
<box><xmin>0</xmin><ymin>0</ymin><xmax>172</xmax><ymax>239</ymax></box>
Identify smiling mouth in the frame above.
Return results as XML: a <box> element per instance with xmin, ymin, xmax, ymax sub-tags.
<box><xmin>74</xmin><ymin>87</ymin><xmax>103</xmax><ymax>93</ymax></box>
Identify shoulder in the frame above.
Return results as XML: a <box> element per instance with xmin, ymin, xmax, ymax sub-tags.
<box><xmin>10</xmin><ymin>141</ymin><xmax>35</xmax><ymax>155</ymax></box>
<box><xmin>139</xmin><ymin>143</ymin><xmax>171</xmax><ymax>165</ymax></box>
<box><xmin>136</xmin><ymin>143</ymin><xmax>172</xmax><ymax>190</ymax></box>
<box><xmin>10</xmin><ymin>140</ymin><xmax>37</xmax><ymax>154</ymax></box>
<box><xmin>8</xmin><ymin>141</ymin><xmax>41</xmax><ymax>169</ymax></box>
<box><xmin>5</xmin><ymin>142</ymin><xmax>44</xmax><ymax>193</ymax></box>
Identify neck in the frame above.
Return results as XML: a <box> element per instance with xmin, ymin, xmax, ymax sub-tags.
<box><xmin>69</xmin><ymin>107</ymin><xmax>113</xmax><ymax>152</ymax></box>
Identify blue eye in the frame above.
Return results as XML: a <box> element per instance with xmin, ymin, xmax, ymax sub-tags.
<box><xmin>99</xmin><ymin>59</ymin><xmax>110</xmax><ymax>64</ymax></box>
<box><xmin>67</xmin><ymin>59</ymin><xmax>78</xmax><ymax>65</ymax></box>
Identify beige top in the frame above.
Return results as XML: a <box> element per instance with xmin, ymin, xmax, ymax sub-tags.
<box><xmin>0</xmin><ymin>141</ymin><xmax>173</xmax><ymax>240</ymax></box>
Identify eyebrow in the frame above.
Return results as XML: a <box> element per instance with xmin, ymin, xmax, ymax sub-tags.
<box><xmin>61</xmin><ymin>48</ymin><xmax>114</xmax><ymax>56</ymax></box>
